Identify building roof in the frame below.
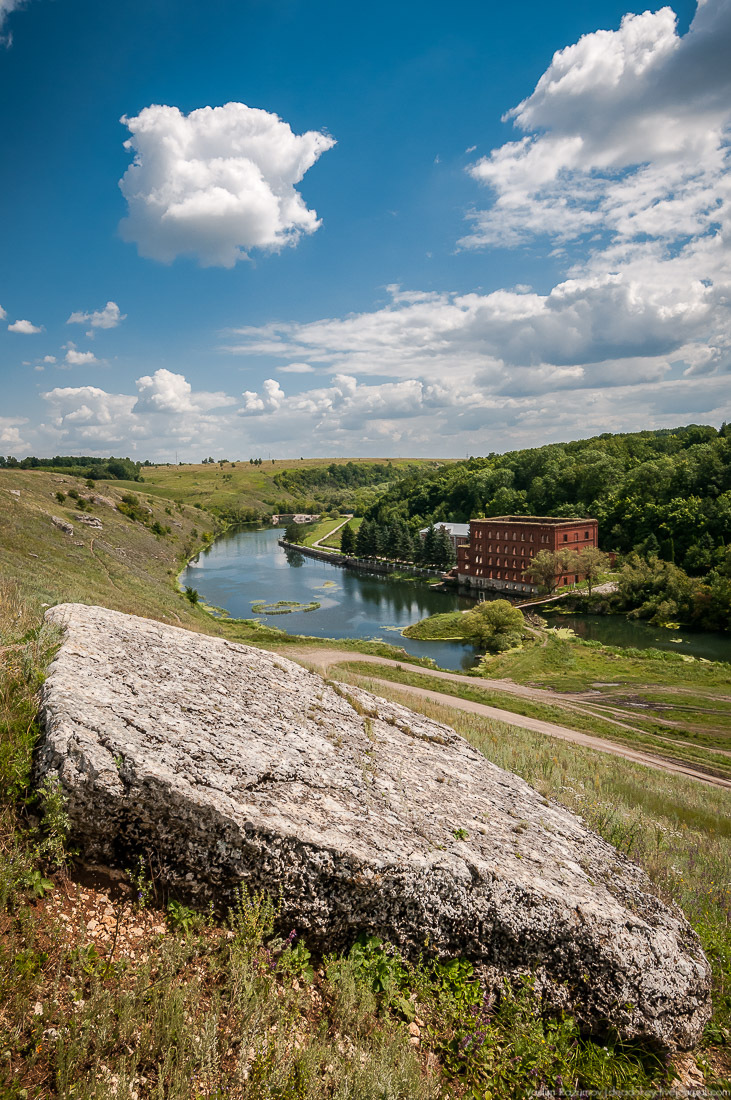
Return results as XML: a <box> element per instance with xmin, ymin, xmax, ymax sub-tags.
<box><xmin>471</xmin><ymin>515</ymin><xmax>595</xmax><ymax>526</ymax></box>
<box><xmin>419</xmin><ymin>522</ymin><xmax>470</xmax><ymax>537</ymax></box>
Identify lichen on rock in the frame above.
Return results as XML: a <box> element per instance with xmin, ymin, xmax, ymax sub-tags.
<box><xmin>35</xmin><ymin>603</ymin><xmax>711</xmax><ymax>1051</ymax></box>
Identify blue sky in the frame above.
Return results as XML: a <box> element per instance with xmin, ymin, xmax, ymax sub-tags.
<box><xmin>1</xmin><ymin>0</ymin><xmax>728</xmax><ymax>461</ymax></box>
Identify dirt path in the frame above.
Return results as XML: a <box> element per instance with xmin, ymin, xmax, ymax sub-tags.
<box><xmin>286</xmin><ymin>647</ymin><xmax>731</xmax><ymax>790</ymax></box>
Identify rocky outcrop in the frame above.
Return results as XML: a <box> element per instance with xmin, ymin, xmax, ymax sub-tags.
<box><xmin>35</xmin><ymin>603</ymin><xmax>711</xmax><ymax>1051</ymax></box>
<box><xmin>50</xmin><ymin>516</ymin><xmax>73</xmax><ymax>535</ymax></box>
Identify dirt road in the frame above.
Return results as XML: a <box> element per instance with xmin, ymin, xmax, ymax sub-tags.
<box><xmin>286</xmin><ymin>647</ymin><xmax>731</xmax><ymax>791</ymax></box>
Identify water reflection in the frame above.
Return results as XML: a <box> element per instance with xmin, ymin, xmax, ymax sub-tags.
<box><xmin>182</xmin><ymin>525</ymin><xmax>478</xmax><ymax>670</ymax></box>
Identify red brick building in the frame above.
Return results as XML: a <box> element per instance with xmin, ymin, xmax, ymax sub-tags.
<box><xmin>456</xmin><ymin>515</ymin><xmax>599</xmax><ymax>595</ymax></box>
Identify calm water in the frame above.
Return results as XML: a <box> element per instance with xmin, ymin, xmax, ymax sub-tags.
<box><xmin>182</xmin><ymin>526</ymin><xmax>478</xmax><ymax>670</ymax></box>
<box><xmin>549</xmin><ymin>611</ymin><xmax>731</xmax><ymax>663</ymax></box>
<box><xmin>183</xmin><ymin>526</ymin><xmax>731</xmax><ymax>668</ymax></box>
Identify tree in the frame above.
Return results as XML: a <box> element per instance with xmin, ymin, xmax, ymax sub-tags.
<box><xmin>355</xmin><ymin>518</ymin><xmax>377</xmax><ymax>557</ymax></box>
<box><xmin>576</xmin><ymin>547</ymin><xmax>610</xmax><ymax>595</ymax></box>
<box><xmin>433</xmin><ymin>526</ymin><xmax>456</xmax><ymax>570</ymax></box>
<box><xmin>522</xmin><ymin>549</ymin><xmax>576</xmax><ymax>592</ymax></box>
<box><xmin>339</xmin><ymin>522</ymin><xmax>355</xmax><ymax>556</ymax></box>
<box><xmin>461</xmin><ymin>599</ymin><xmax>525</xmax><ymax>653</ymax></box>
<box><xmin>421</xmin><ymin>525</ymin><xmax>437</xmax><ymax>566</ymax></box>
<box><xmin>284</xmin><ymin>522</ymin><xmax>307</xmax><ymax>544</ymax></box>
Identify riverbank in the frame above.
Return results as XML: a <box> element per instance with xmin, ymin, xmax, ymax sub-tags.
<box><xmin>279</xmin><ymin>537</ymin><xmax>450</xmax><ymax>584</ymax></box>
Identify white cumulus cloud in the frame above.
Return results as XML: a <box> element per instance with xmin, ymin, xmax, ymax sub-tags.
<box><xmin>8</xmin><ymin>319</ymin><xmax>42</xmax><ymax>334</ymax></box>
<box><xmin>118</xmin><ymin>102</ymin><xmax>336</xmax><ymax>267</ymax></box>
<box><xmin>37</xmin><ymin>371</ymin><xmax>238</xmax><ymax>459</ymax></box>
<box><xmin>67</xmin><ymin>301</ymin><xmax>126</xmax><ymax>335</ymax></box>
<box><xmin>64</xmin><ymin>347</ymin><xmax>100</xmax><ymax>366</ymax></box>
<box><xmin>134</xmin><ymin>368</ymin><xmax>236</xmax><ymax>415</ymax></box>
<box><xmin>0</xmin><ymin>416</ymin><xmax>29</xmax><ymax>450</ymax></box>
<box><xmin>462</xmin><ymin>0</ymin><xmax>731</xmax><ymax>250</ymax></box>
<box><xmin>0</xmin><ymin>304</ymin><xmax>6</xmax><ymax>320</ymax></box>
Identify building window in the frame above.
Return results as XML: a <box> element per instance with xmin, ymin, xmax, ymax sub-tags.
<box><xmin>563</xmin><ymin>534</ymin><xmax>568</xmax><ymax>542</ymax></box>
<box><xmin>584</xmin><ymin>530</ymin><xmax>589</xmax><ymax>538</ymax></box>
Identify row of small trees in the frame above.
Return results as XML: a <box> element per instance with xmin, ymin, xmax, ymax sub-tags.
<box><xmin>342</xmin><ymin>519</ymin><xmax>457</xmax><ymax>569</ymax></box>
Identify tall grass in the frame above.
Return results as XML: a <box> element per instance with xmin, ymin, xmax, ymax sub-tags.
<box><xmin>334</xmin><ymin>671</ymin><xmax>731</xmax><ymax>1058</ymax></box>
<box><xmin>0</xmin><ymin>578</ymin><xmax>727</xmax><ymax>1096</ymax></box>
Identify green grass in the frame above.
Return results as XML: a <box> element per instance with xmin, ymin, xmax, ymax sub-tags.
<box><xmin>333</xmin><ymin>659</ymin><xmax>731</xmax><ymax>782</ymax></box>
<box><xmin>321</xmin><ymin>516</ymin><xmax>363</xmax><ymax>550</ymax></box>
<box><xmin>330</xmin><ymin>673</ymin><xmax>731</xmax><ymax>1074</ymax></box>
<box><xmin>2</xmin><ymin>469</ymin><xmax>730</xmax><ymax>1092</ymax></box>
<box><xmin>402</xmin><ymin>611</ymin><xmax>466</xmax><ymax>641</ymax></box>
<box><xmin>483</xmin><ymin>631</ymin><xmax>730</xmax><ymax>693</ymax></box>
<box><xmin>113</xmin><ymin>458</ymin><xmax>442</xmax><ymax>518</ymax></box>
<box><xmin>301</xmin><ymin>517</ymin><xmax>344</xmax><ymax>548</ymax></box>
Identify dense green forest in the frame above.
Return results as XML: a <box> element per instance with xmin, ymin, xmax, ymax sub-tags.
<box><xmin>273</xmin><ymin>460</ymin><xmax>420</xmax><ymax>494</ymax></box>
<box><xmin>0</xmin><ymin>454</ymin><xmax>141</xmax><ymax>481</ymax></box>
<box><xmin>366</xmin><ymin>425</ymin><xmax>730</xmax><ymax>572</ymax></box>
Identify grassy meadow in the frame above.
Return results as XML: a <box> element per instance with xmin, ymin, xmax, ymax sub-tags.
<box><xmin>1</xmin><ymin>466</ymin><xmax>730</xmax><ymax>1095</ymax></box>
<box><xmin>114</xmin><ymin>459</ymin><xmax>440</xmax><ymax>518</ymax></box>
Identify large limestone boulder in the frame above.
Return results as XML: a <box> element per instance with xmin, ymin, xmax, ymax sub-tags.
<box><xmin>36</xmin><ymin>603</ymin><xmax>710</xmax><ymax>1051</ymax></box>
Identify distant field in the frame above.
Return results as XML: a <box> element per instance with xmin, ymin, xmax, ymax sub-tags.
<box><xmin>116</xmin><ymin>457</ymin><xmax>447</xmax><ymax>516</ymax></box>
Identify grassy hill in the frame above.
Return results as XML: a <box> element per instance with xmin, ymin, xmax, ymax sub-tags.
<box><xmin>120</xmin><ymin>457</ymin><xmax>448</xmax><ymax>520</ymax></box>
<box><xmin>1</xmin><ymin>466</ymin><xmax>730</xmax><ymax>1095</ymax></box>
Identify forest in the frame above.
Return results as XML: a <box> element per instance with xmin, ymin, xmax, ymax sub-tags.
<box><xmin>0</xmin><ymin>454</ymin><xmax>142</xmax><ymax>481</ymax></box>
<box><xmin>365</xmin><ymin>425</ymin><xmax>730</xmax><ymax>573</ymax></box>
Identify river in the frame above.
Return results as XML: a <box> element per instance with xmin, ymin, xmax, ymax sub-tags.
<box><xmin>182</xmin><ymin>525</ymin><xmax>731</xmax><ymax>668</ymax></box>
<box><xmin>182</xmin><ymin>525</ymin><xmax>478</xmax><ymax>669</ymax></box>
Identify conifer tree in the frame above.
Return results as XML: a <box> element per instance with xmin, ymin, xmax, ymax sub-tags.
<box><xmin>339</xmin><ymin>522</ymin><xmax>355</xmax><ymax>556</ymax></box>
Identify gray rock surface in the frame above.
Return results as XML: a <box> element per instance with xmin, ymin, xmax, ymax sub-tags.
<box><xmin>36</xmin><ymin>603</ymin><xmax>711</xmax><ymax>1051</ymax></box>
<box><xmin>50</xmin><ymin>515</ymin><xmax>73</xmax><ymax>535</ymax></box>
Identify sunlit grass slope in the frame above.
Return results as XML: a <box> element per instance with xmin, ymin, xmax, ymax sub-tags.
<box><xmin>116</xmin><ymin>458</ymin><xmax>444</xmax><ymax>516</ymax></box>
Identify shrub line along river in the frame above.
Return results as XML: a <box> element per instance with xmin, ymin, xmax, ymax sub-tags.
<box><xmin>182</xmin><ymin>526</ymin><xmax>731</xmax><ymax>671</ymax></box>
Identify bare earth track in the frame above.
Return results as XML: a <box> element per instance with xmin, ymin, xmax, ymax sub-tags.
<box><xmin>287</xmin><ymin>648</ymin><xmax>731</xmax><ymax>791</ymax></box>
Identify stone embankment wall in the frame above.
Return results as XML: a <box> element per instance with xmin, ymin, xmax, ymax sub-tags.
<box><xmin>278</xmin><ymin>539</ymin><xmax>445</xmax><ymax>579</ymax></box>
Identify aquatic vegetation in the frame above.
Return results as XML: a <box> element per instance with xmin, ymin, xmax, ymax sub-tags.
<box><xmin>251</xmin><ymin>598</ymin><xmax>321</xmax><ymax>614</ymax></box>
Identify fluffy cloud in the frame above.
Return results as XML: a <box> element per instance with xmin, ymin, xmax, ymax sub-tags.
<box><xmin>64</xmin><ymin>346</ymin><xmax>100</xmax><ymax>366</ymax></box>
<box><xmin>0</xmin><ymin>416</ymin><xmax>29</xmax><ymax>451</ymax></box>
<box><xmin>67</xmin><ymin>301</ymin><xmax>126</xmax><ymax>335</ymax></box>
<box><xmin>118</xmin><ymin>102</ymin><xmax>335</xmax><ymax>267</ymax></box>
<box><xmin>220</xmin><ymin>1</ymin><xmax>730</xmax><ymax>453</ymax></box>
<box><xmin>241</xmin><ymin>378</ymin><xmax>285</xmax><ymax>413</ymax></box>
<box><xmin>226</xmin><ymin>273</ymin><xmax>722</xmax><ymax>379</ymax></box>
<box><xmin>462</xmin><ymin>1</ymin><xmax>731</xmax><ymax>249</ymax></box>
<box><xmin>37</xmin><ymin>371</ymin><xmax>238</xmax><ymax>458</ymax></box>
<box><xmin>8</xmin><ymin>319</ymin><xmax>42</xmax><ymax>334</ymax></box>
<box><xmin>0</xmin><ymin>304</ymin><xmax>6</xmax><ymax>320</ymax></box>
<box><xmin>134</xmin><ymin>368</ymin><xmax>235</xmax><ymax>415</ymax></box>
